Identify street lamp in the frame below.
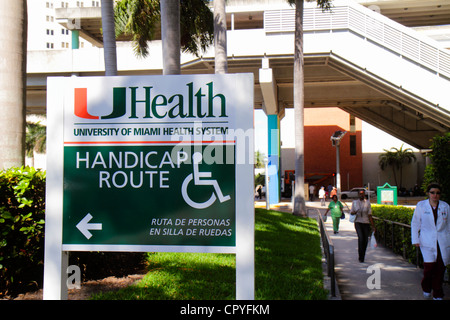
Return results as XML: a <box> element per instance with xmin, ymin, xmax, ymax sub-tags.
<box><xmin>330</xmin><ymin>130</ymin><xmax>346</xmax><ymax>200</ymax></box>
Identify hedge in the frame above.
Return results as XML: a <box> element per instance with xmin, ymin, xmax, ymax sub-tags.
<box><xmin>0</xmin><ymin>167</ymin><xmax>46</xmax><ymax>296</ymax></box>
<box><xmin>371</xmin><ymin>205</ymin><xmax>419</xmax><ymax>266</ymax></box>
<box><xmin>371</xmin><ymin>204</ymin><xmax>414</xmax><ymax>225</ymax></box>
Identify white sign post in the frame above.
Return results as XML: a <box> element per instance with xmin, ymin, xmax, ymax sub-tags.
<box><xmin>43</xmin><ymin>74</ymin><xmax>254</xmax><ymax>300</ymax></box>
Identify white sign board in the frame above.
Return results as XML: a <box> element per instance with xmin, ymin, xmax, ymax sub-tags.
<box><xmin>43</xmin><ymin>74</ymin><xmax>254</xmax><ymax>299</ymax></box>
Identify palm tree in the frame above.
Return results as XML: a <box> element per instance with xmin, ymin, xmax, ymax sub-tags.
<box><xmin>114</xmin><ymin>0</ymin><xmax>160</xmax><ymax>57</ymax></box>
<box><xmin>214</xmin><ymin>0</ymin><xmax>227</xmax><ymax>74</ymax></box>
<box><xmin>101</xmin><ymin>0</ymin><xmax>118</xmax><ymax>76</ymax></box>
<box><xmin>0</xmin><ymin>0</ymin><xmax>27</xmax><ymax>169</ymax></box>
<box><xmin>379</xmin><ymin>144</ymin><xmax>416</xmax><ymax>188</ymax></box>
<box><xmin>179</xmin><ymin>0</ymin><xmax>214</xmax><ymax>56</ymax></box>
<box><xmin>25</xmin><ymin>121</ymin><xmax>46</xmax><ymax>167</ymax></box>
<box><xmin>288</xmin><ymin>0</ymin><xmax>332</xmax><ymax>216</ymax></box>
<box><xmin>160</xmin><ymin>0</ymin><xmax>180</xmax><ymax>74</ymax></box>
<box><xmin>291</xmin><ymin>0</ymin><xmax>306</xmax><ymax>216</ymax></box>
<box><xmin>379</xmin><ymin>149</ymin><xmax>398</xmax><ymax>186</ymax></box>
<box><xmin>114</xmin><ymin>0</ymin><xmax>213</xmax><ymax>60</ymax></box>
<box><xmin>254</xmin><ymin>150</ymin><xmax>265</xmax><ymax>169</ymax></box>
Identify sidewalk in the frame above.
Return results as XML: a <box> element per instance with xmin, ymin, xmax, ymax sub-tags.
<box><xmin>256</xmin><ymin>199</ymin><xmax>450</xmax><ymax>300</ymax></box>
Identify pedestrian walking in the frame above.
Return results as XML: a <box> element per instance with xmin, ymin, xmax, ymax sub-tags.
<box><xmin>330</xmin><ymin>187</ymin><xmax>337</xmax><ymax>198</ymax></box>
<box><xmin>309</xmin><ymin>184</ymin><xmax>316</xmax><ymax>201</ymax></box>
<box><xmin>411</xmin><ymin>183</ymin><xmax>450</xmax><ymax>300</ymax></box>
<box><xmin>350</xmin><ymin>190</ymin><xmax>375</xmax><ymax>262</ymax></box>
<box><xmin>325</xmin><ymin>195</ymin><xmax>344</xmax><ymax>234</ymax></box>
<box><xmin>319</xmin><ymin>186</ymin><xmax>326</xmax><ymax>207</ymax></box>
<box><xmin>256</xmin><ymin>185</ymin><xmax>263</xmax><ymax>199</ymax></box>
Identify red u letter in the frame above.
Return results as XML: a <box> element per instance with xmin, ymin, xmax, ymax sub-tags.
<box><xmin>74</xmin><ymin>88</ymin><xmax>99</xmax><ymax>119</ymax></box>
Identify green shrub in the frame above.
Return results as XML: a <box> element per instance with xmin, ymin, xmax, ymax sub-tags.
<box><xmin>372</xmin><ymin>205</ymin><xmax>414</xmax><ymax>225</ymax></box>
<box><xmin>372</xmin><ymin>205</ymin><xmax>420</xmax><ymax>266</ymax></box>
<box><xmin>0</xmin><ymin>167</ymin><xmax>46</xmax><ymax>296</ymax></box>
<box><xmin>422</xmin><ymin>133</ymin><xmax>450</xmax><ymax>203</ymax></box>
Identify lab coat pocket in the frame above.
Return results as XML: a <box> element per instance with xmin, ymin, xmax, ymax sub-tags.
<box><xmin>419</xmin><ymin>235</ymin><xmax>435</xmax><ymax>249</ymax></box>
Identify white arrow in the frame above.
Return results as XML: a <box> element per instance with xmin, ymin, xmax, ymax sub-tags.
<box><xmin>76</xmin><ymin>213</ymin><xmax>102</xmax><ymax>240</ymax></box>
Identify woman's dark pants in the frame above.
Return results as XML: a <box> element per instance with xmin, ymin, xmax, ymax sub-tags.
<box><xmin>355</xmin><ymin>222</ymin><xmax>371</xmax><ymax>262</ymax></box>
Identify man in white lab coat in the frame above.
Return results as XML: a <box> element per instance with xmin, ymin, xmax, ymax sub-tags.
<box><xmin>411</xmin><ymin>183</ymin><xmax>450</xmax><ymax>300</ymax></box>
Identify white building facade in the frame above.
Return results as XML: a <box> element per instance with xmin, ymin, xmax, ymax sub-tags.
<box><xmin>27</xmin><ymin>0</ymin><xmax>100</xmax><ymax>51</ymax></box>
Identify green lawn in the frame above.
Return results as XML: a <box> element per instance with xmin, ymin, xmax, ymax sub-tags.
<box><xmin>91</xmin><ymin>208</ymin><xmax>328</xmax><ymax>300</ymax></box>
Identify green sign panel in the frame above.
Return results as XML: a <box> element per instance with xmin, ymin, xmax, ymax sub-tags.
<box><xmin>63</xmin><ymin>145</ymin><xmax>236</xmax><ymax>246</ymax></box>
<box><xmin>377</xmin><ymin>182</ymin><xmax>397</xmax><ymax>205</ymax></box>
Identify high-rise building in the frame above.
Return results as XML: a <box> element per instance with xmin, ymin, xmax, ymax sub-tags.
<box><xmin>27</xmin><ymin>0</ymin><xmax>100</xmax><ymax>50</ymax></box>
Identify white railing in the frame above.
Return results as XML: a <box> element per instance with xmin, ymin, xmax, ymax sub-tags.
<box><xmin>264</xmin><ymin>1</ymin><xmax>450</xmax><ymax>78</ymax></box>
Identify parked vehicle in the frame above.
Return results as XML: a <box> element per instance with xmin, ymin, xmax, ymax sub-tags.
<box><xmin>340</xmin><ymin>187</ymin><xmax>375</xmax><ymax>199</ymax></box>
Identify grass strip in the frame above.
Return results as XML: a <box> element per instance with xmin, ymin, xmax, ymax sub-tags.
<box><xmin>91</xmin><ymin>208</ymin><xmax>327</xmax><ymax>300</ymax></box>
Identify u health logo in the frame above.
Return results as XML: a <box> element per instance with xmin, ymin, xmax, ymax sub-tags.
<box><xmin>74</xmin><ymin>82</ymin><xmax>229</xmax><ymax>120</ymax></box>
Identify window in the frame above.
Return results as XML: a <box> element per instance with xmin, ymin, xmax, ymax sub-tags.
<box><xmin>350</xmin><ymin>135</ymin><xmax>357</xmax><ymax>156</ymax></box>
<box><xmin>349</xmin><ymin>115</ymin><xmax>356</xmax><ymax>133</ymax></box>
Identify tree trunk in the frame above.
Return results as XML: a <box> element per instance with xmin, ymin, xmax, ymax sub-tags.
<box><xmin>160</xmin><ymin>0</ymin><xmax>180</xmax><ymax>75</ymax></box>
<box><xmin>101</xmin><ymin>0</ymin><xmax>118</xmax><ymax>76</ymax></box>
<box><xmin>293</xmin><ymin>0</ymin><xmax>306</xmax><ymax>216</ymax></box>
<box><xmin>392</xmin><ymin>166</ymin><xmax>399</xmax><ymax>188</ymax></box>
<box><xmin>0</xmin><ymin>0</ymin><xmax>27</xmax><ymax>169</ymax></box>
<box><xmin>214</xmin><ymin>0</ymin><xmax>227</xmax><ymax>74</ymax></box>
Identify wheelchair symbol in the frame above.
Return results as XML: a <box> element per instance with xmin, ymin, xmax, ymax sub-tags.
<box><xmin>181</xmin><ymin>152</ymin><xmax>231</xmax><ymax>209</ymax></box>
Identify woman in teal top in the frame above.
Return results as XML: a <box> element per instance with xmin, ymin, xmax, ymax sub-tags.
<box><xmin>324</xmin><ymin>195</ymin><xmax>344</xmax><ymax>234</ymax></box>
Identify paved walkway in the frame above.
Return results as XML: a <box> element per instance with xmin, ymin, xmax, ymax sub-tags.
<box><xmin>256</xmin><ymin>199</ymin><xmax>450</xmax><ymax>300</ymax></box>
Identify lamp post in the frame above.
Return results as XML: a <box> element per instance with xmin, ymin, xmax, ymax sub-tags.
<box><xmin>330</xmin><ymin>131</ymin><xmax>346</xmax><ymax>200</ymax></box>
